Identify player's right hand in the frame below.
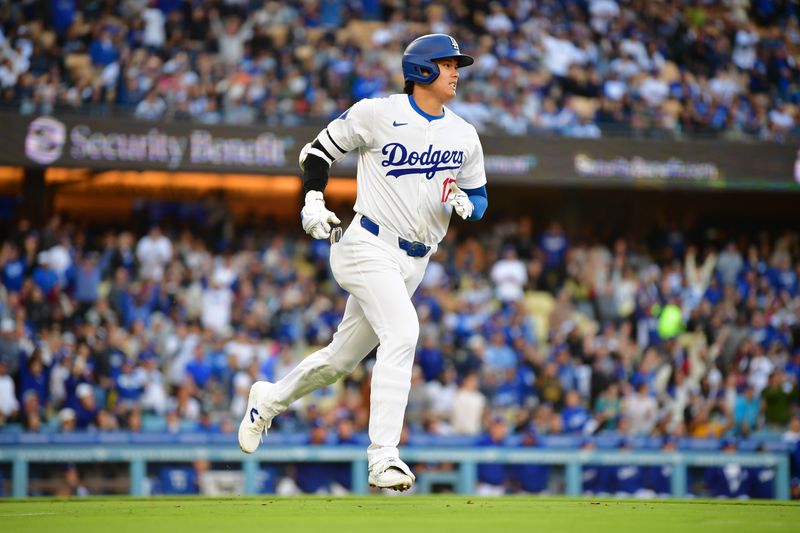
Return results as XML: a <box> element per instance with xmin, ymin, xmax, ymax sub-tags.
<box><xmin>301</xmin><ymin>190</ymin><xmax>341</xmax><ymax>239</ymax></box>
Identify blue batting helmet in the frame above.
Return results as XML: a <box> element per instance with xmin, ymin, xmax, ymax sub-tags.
<box><xmin>402</xmin><ymin>34</ymin><xmax>474</xmax><ymax>85</ymax></box>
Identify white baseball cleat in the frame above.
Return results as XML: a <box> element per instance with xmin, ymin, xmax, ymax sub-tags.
<box><xmin>238</xmin><ymin>381</ymin><xmax>275</xmax><ymax>454</ymax></box>
<box><xmin>368</xmin><ymin>457</ymin><xmax>416</xmax><ymax>491</ymax></box>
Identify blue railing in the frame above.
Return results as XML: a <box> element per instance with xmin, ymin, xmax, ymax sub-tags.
<box><xmin>0</xmin><ymin>432</ymin><xmax>792</xmax><ymax>499</ymax></box>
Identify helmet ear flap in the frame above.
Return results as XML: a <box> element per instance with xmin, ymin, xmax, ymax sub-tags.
<box><xmin>406</xmin><ymin>59</ymin><xmax>440</xmax><ymax>84</ymax></box>
<box><xmin>419</xmin><ymin>60</ymin><xmax>440</xmax><ymax>84</ymax></box>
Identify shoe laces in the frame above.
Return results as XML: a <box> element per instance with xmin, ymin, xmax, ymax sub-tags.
<box><xmin>370</xmin><ymin>457</ymin><xmax>405</xmax><ymax>475</ymax></box>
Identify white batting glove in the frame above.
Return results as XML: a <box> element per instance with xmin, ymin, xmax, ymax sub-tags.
<box><xmin>301</xmin><ymin>190</ymin><xmax>340</xmax><ymax>239</ymax></box>
<box><xmin>448</xmin><ymin>182</ymin><xmax>473</xmax><ymax>220</ymax></box>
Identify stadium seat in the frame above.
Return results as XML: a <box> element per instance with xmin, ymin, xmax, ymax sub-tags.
<box><xmin>679</xmin><ymin>438</ymin><xmax>721</xmax><ymax>451</ymax></box>
<box><xmin>595</xmin><ymin>435</ymin><xmax>623</xmax><ymax>449</ymax></box>
<box><xmin>524</xmin><ymin>291</ymin><xmax>555</xmax><ymax>342</ymax></box>
<box><xmin>763</xmin><ymin>441</ymin><xmax>795</xmax><ymax>453</ymax></box>
<box><xmin>737</xmin><ymin>440</ymin><xmax>760</xmax><ymax>452</ymax></box>
<box><xmin>141</xmin><ymin>415</ymin><xmax>167</xmax><ymax>433</ymax></box>
<box><xmin>540</xmin><ymin>435</ymin><xmax>583</xmax><ymax>449</ymax></box>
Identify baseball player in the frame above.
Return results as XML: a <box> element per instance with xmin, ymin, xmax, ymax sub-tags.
<box><xmin>238</xmin><ymin>34</ymin><xmax>489</xmax><ymax>491</ymax></box>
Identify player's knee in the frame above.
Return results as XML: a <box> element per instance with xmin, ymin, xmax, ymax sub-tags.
<box><xmin>328</xmin><ymin>358</ymin><xmax>353</xmax><ymax>378</ymax></box>
<box><xmin>328</xmin><ymin>346</ymin><xmax>369</xmax><ymax>375</ymax></box>
<box><xmin>326</xmin><ymin>360</ymin><xmax>351</xmax><ymax>381</ymax></box>
<box><xmin>385</xmin><ymin>322</ymin><xmax>419</xmax><ymax>354</ymax></box>
<box><xmin>306</xmin><ymin>360</ymin><xmax>348</xmax><ymax>387</ymax></box>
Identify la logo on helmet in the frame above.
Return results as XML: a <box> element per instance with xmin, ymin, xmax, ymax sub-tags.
<box><xmin>449</xmin><ymin>36</ymin><xmax>459</xmax><ymax>51</ymax></box>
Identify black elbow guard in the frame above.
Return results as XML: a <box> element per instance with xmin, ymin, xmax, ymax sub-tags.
<box><xmin>303</xmin><ymin>153</ymin><xmax>330</xmax><ymax>193</ymax></box>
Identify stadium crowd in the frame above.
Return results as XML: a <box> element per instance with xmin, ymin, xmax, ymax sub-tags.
<box><xmin>2</xmin><ymin>1</ymin><xmax>800</xmax><ymax>139</ymax></box>
<box><xmin>0</xmin><ymin>202</ymin><xmax>798</xmax><ymax>495</ymax></box>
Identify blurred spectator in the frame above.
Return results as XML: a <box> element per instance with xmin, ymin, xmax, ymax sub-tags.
<box><xmin>610</xmin><ymin>439</ymin><xmax>646</xmax><ymax>497</ymax></box>
<box><xmin>74</xmin><ymin>383</ymin><xmax>98</xmax><ymax>429</ymax></box>
<box><xmin>490</xmin><ymin>245</ymin><xmax>527</xmax><ymax>303</ymax></box>
<box><xmin>57</xmin><ymin>464</ymin><xmax>89</xmax><ymax>497</ymax></box>
<box><xmin>20</xmin><ymin>353</ymin><xmax>48</xmax><ymax>407</ymax></box>
<box><xmin>622</xmin><ymin>382</ymin><xmax>658</xmax><ymax>436</ymax></box>
<box><xmin>295</xmin><ymin>419</ymin><xmax>334</xmax><ymax>494</ymax></box>
<box><xmin>136</xmin><ymin>225</ymin><xmax>172</xmax><ymax>281</ymax></box>
<box><xmin>416</xmin><ymin>332</ymin><xmax>444</xmax><ymax>383</ymax></box>
<box><xmin>717</xmin><ymin>242</ymin><xmax>744</xmax><ymax>285</ymax></box>
<box><xmin>475</xmin><ymin>416</ymin><xmax>509</xmax><ymax>496</ymax></box>
<box><xmin>536</xmin><ymin>361</ymin><xmax>564</xmax><ymax>408</ymax></box>
<box><xmin>142</xmin><ymin>1</ymin><xmax>166</xmax><ymax>49</ymax></box>
<box><xmin>209</xmin><ymin>8</ymin><xmax>254</xmax><ymax>66</ymax></box>
<box><xmin>406</xmin><ymin>366</ymin><xmax>428</xmax><ymax>430</ymax></box>
<box><xmin>451</xmin><ymin>372</ymin><xmax>486</xmax><ymax>435</ymax></box>
<box><xmin>0</xmin><ymin>318</ymin><xmax>20</xmax><ymax>376</ymax></box>
<box><xmin>580</xmin><ymin>439</ymin><xmax>608</xmax><ymax>495</ymax></box>
<box><xmin>513</xmin><ymin>426</ymin><xmax>550</xmax><ymax>494</ymax></box>
<box><xmin>593</xmin><ymin>383</ymin><xmax>621</xmax><ymax>431</ymax></box>
<box><xmin>643</xmin><ymin>437</ymin><xmax>678</xmax><ymax>497</ymax></box>
<box><xmin>186</xmin><ymin>344</ymin><xmax>212</xmax><ymax>389</ymax></box>
<box><xmin>74</xmin><ymin>253</ymin><xmax>102</xmax><ymax>313</ymax></box>
<box><xmin>116</xmin><ymin>359</ymin><xmax>147</xmax><ymax>409</ymax></box>
<box><xmin>331</xmin><ymin>417</ymin><xmax>357</xmax><ymax>493</ymax></box>
<box><xmin>540</xmin><ymin>221</ymin><xmax>568</xmax><ymax>291</ymax></box>
<box><xmin>201</xmin><ymin>273</ymin><xmax>233</xmax><ymax>334</ymax></box>
<box><xmin>1</xmin><ymin>243</ymin><xmax>26</xmax><ymax>293</ymax></box>
<box><xmin>705</xmin><ymin>439</ymin><xmax>751</xmax><ymax>498</ymax></box>
<box><xmin>424</xmin><ymin>364</ymin><xmax>458</xmax><ymax>423</ymax></box>
<box><xmin>0</xmin><ymin>359</ymin><xmax>19</xmax><ymax>423</ymax></box>
<box><xmin>32</xmin><ymin>251</ymin><xmax>59</xmax><ymax>296</ymax></box>
<box><xmin>89</xmin><ymin>29</ymin><xmax>118</xmax><ymax>67</ymax></box>
<box><xmin>134</xmin><ymin>88</ymin><xmax>167</xmax><ymax>120</ymax></box>
<box><xmin>0</xmin><ymin>198</ymin><xmax>796</xmax><ymax>504</ymax></box>
<box><xmin>561</xmin><ymin>390</ymin><xmax>591</xmax><ymax>434</ymax></box>
<box><xmin>761</xmin><ymin>372</ymin><xmax>799</xmax><ymax>430</ymax></box>
<box><xmin>58</xmin><ymin>407</ymin><xmax>76</xmax><ymax>432</ymax></box>
<box><xmin>3</xmin><ymin>1</ymin><xmax>800</xmax><ymax>140</ymax></box>
<box><xmin>734</xmin><ymin>383</ymin><xmax>761</xmax><ymax>436</ymax></box>
<box><xmin>484</xmin><ymin>331</ymin><xmax>517</xmax><ymax>375</ymax></box>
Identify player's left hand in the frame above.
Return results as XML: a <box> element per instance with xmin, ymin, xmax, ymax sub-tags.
<box><xmin>448</xmin><ymin>182</ymin><xmax>473</xmax><ymax>220</ymax></box>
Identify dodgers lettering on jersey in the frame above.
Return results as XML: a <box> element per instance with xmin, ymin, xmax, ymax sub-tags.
<box><xmin>315</xmin><ymin>93</ymin><xmax>486</xmax><ymax>244</ymax></box>
<box><xmin>380</xmin><ymin>143</ymin><xmax>465</xmax><ymax>178</ymax></box>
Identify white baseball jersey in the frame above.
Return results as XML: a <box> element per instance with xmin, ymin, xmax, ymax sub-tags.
<box><xmin>243</xmin><ymin>93</ymin><xmax>488</xmax><ymax>470</ymax></box>
<box><xmin>315</xmin><ymin>93</ymin><xmax>487</xmax><ymax>245</ymax></box>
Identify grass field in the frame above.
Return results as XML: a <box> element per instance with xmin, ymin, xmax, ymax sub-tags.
<box><xmin>1</xmin><ymin>496</ymin><xmax>798</xmax><ymax>533</ymax></box>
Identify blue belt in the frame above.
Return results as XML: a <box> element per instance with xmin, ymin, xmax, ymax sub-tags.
<box><xmin>359</xmin><ymin>215</ymin><xmax>431</xmax><ymax>258</ymax></box>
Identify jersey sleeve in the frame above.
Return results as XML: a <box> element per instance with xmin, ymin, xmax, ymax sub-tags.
<box><xmin>314</xmin><ymin>99</ymin><xmax>374</xmax><ymax>163</ymax></box>
<box><xmin>457</xmin><ymin>127</ymin><xmax>487</xmax><ymax>189</ymax></box>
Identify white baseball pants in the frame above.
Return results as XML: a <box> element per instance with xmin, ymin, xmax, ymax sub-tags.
<box><xmin>264</xmin><ymin>220</ymin><xmax>432</xmax><ymax>466</ymax></box>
